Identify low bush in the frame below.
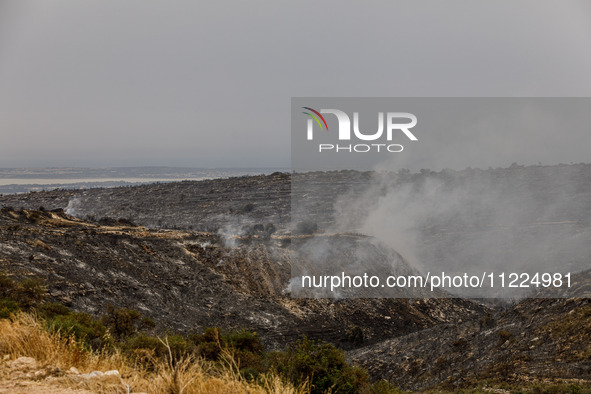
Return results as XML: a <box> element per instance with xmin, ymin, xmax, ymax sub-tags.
<box><xmin>190</xmin><ymin>326</ymin><xmax>225</xmax><ymax>360</ymax></box>
<box><xmin>13</xmin><ymin>277</ymin><xmax>47</xmax><ymax>308</ymax></box>
<box><xmin>0</xmin><ymin>298</ymin><xmax>19</xmax><ymax>319</ymax></box>
<box><xmin>0</xmin><ymin>272</ymin><xmax>16</xmax><ymax>298</ymax></box>
<box><xmin>225</xmin><ymin>329</ymin><xmax>265</xmax><ymax>371</ymax></box>
<box><xmin>46</xmin><ymin>312</ymin><xmax>108</xmax><ymax>349</ymax></box>
<box><xmin>0</xmin><ymin>273</ymin><xmax>47</xmax><ymax>309</ymax></box>
<box><xmin>36</xmin><ymin>302</ymin><xmax>71</xmax><ymax>319</ymax></box>
<box><xmin>125</xmin><ymin>332</ymin><xmax>192</xmax><ymax>363</ymax></box>
<box><xmin>270</xmin><ymin>336</ymin><xmax>369</xmax><ymax>394</ymax></box>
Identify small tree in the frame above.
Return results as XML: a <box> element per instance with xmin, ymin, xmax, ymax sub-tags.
<box><xmin>101</xmin><ymin>304</ymin><xmax>141</xmax><ymax>339</ymax></box>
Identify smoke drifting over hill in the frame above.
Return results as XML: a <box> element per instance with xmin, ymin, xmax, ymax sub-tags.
<box><xmin>330</xmin><ymin>165</ymin><xmax>591</xmax><ymax>297</ymax></box>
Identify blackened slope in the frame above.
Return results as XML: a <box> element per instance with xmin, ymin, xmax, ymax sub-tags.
<box><xmin>0</xmin><ymin>208</ymin><xmax>487</xmax><ymax>350</ymax></box>
<box><xmin>349</xmin><ymin>290</ymin><xmax>591</xmax><ymax>390</ymax></box>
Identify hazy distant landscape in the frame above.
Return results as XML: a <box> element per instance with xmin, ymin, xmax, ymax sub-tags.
<box><xmin>0</xmin><ymin>167</ymin><xmax>286</xmax><ymax>194</ymax></box>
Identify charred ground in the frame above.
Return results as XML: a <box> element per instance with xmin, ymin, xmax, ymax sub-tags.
<box><xmin>0</xmin><ymin>207</ymin><xmax>484</xmax><ymax>352</ymax></box>
<box><xmin>1</xmin><ymin>165</ymin><xmax>590</xmax><ymax>390</ymax></box>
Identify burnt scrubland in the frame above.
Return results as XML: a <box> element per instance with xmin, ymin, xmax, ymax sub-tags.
<box><xmin>0</xmin><ymin>207</ymin><xmax>483</xmax><ymax>350</ymax></box>
<box><xmin>0</xmin><ymin>165</ymin><xmax>590</xmax><ymax>392</ymax></box>
<box><xmin>0</xmin><ymin>209</ymin><xmax>481</xmax><ymax>393</ymax></box>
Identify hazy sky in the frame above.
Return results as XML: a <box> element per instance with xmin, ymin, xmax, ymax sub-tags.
<box><xmin>1</xmin><ymin>1</ymin><xmax>591</xmax><ymax>168</ymax></box>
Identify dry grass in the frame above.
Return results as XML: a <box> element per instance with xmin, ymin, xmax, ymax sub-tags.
<box><xmin>0</xmin><ymin>313</ymin><xmax>307</xmax><ymax>394</ymax></box>
<box><xmin>0</xmin><ymin>313</ymin><xmax>124</xmax><ymax>372</ymax></box>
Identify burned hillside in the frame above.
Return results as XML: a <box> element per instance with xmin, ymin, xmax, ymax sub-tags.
<box><xmin>0</xmin><ymin>207</ymin><xmax>486</xmax><ymax>351</ymax></box>
<box><xmin>1</xmin><ymin>164</ymin><xmax>591</xmax><ymax>390</ymax></box>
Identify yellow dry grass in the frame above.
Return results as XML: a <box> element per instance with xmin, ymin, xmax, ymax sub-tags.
<box><xmin>0</xmin><ymin>313</ymin><xmax>307</xmax><ymax>394</ymax></box>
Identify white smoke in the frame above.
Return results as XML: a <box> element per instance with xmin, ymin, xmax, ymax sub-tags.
<box><xmin>65</xmin><ymin>197</ymin><xmax>83</xmax><ymax>217</ymax></box>
<box><xmin>328</xmin><ymin>166</ymin><xmax>591</xmax><ymax>298</ymax></box>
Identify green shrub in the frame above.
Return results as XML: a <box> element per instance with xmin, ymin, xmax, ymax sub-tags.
<box><xmin>14</xmin><ymin>277</ymin><xmax>47</xmax><ymax>308</ymax></box>
<box><xmin>125</xmin><ymin>333</ymin><xmax>192</xmax><ymax>361</ymax></box>
<box><xmin>568</xmin><ymin>384</ymin><xmax>583</xmax><ymax>394</ymax></box>
<box><xmin>0</xmin><ymin>274</ymin><xmax>47</xmax><ymax>309</ymax></box>
<box><xmin>46</xmin><ymin>312</ymin><xmax>107</xmax><ymax>348</ymax></box>
<box><xmin>166</xmin><ymin>334</ymin><xmax>193</xmax><ymax>358</ymax></box>
<box><xmin>125</xmin><ymin>332</ymin><xmax>162</xmax><ymax>355</ymax></box>
<box><xmin>270</xmin><ymin>336</ymin><xmax>369</xmax><ymax>394</ymax></box>
<box><xmin>101</xmin><ymin>304</ymin><xmax>141</xmax><ymax>339</ymax></box>
<box><xmin>190</xmin><ymin>327</ymin><xmax>225</xmax><ymax>361</ymax></box>
<box><xmin>225</xmin><ymin>329</ymin><xmax>264</xmax><ymax>354</ymax></box>
<box><xmin>36</xmin><ymin>302</ymin><xmax>71</xmax><ymax>319</ymax></box>
<box><xmin>140</xmin><ymin>316</ymin><xmax>156</xmax><ymax>330</ymax></box>
<box><xmin>0</xmin><ymin>273</ymin><xmax>16</xmax><ymax>299</ymax></box>
<box><xmin>224</xmin><ymin>329</ymin><xmax>265</xmax><ymax>370</ymax></box>
<box><xmin>0</xmin><ymin>298</ymin><xmax>19</xmax><ymax>319</ymax></box>
<box><xmin>240</xmin><ymin>367</ymin><xmax>261</xmax><ymax>382</ymax></box>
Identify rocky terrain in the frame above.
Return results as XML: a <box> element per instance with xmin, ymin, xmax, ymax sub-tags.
<box><xmin>0</xmin><ymin>356</ymin><xmax>120</xmax><ymax>394</ymax></box>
